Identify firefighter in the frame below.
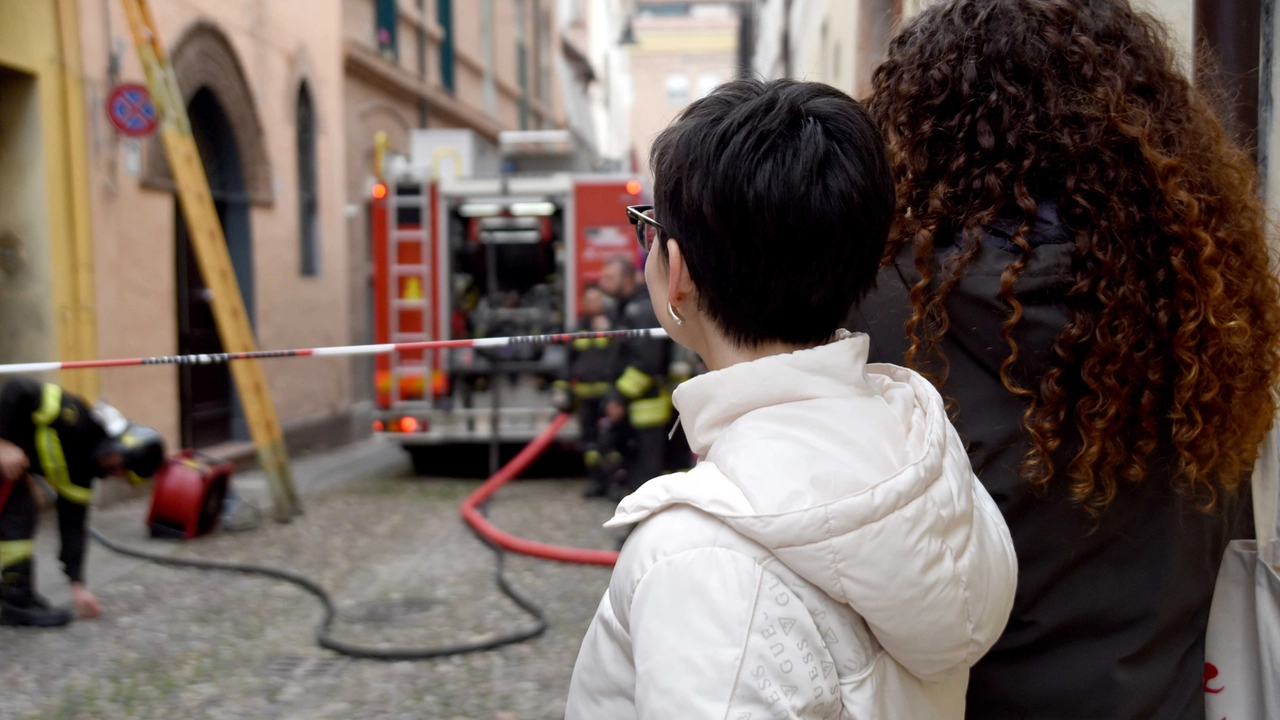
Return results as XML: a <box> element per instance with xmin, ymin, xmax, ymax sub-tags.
<box><xmin>599</xmin><ymin>256</ymin><xmax>673</xmax><ymax>493</ymax></box>
<box><xmin>663</xmin><ymin>346</ymin><xmax>698</xmax><ymax>473</ymax></box>
<box><xmin>0</xmin><ymin>378</ymin><xmax>165</xmax><ymax>627</ymax></box>
<box><xmin>568</xmin><ymin>287</ymin><xmax>623</xmax><ymax>499</ymax></box>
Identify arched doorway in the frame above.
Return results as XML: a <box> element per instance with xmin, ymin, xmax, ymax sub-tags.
<box><xmin>176</xmin><ymin>87</ymin><xmax>254</xmax><ymax>447</ymax></box>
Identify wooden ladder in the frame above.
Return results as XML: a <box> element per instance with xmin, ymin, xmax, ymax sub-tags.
<box><xmin>120</xmin><ymin>0</ymin><xmax>301</xmax><ymax>521</ymax></box>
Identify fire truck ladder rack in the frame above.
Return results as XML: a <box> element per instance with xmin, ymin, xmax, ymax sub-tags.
<box><xmin>386</xmin><ymin>179</ymin><xmax>433</xmax><ymax>407</ymax></box>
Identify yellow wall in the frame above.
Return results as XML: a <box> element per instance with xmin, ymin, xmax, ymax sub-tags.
<box><xmin>630</xmin><ymin>13</ymin><xmax>738</xmax><ymax>178</ymax></box>
<box><xmin>0</xmin><ymin>0</ymin><xmax>99</xmax><ymax>399</ymax></box>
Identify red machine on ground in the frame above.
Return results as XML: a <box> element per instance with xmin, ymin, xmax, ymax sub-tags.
<box><xmin>368</xmin><ymin>131</ymin><xmax>643</xmax><ymax>469</ymax></box>
<box><xmin>147</xmin><ymin>451</ymin><xmax>233</xmax><ymax>540</ymax></box>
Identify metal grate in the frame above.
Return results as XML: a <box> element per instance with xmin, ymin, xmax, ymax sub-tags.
<box><xmin>261</xmin><ymin>654</ymin><xmax>349</xmax><ymax>680</ymax></box>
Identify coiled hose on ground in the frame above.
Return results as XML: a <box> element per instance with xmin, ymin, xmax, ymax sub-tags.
<box><xmin>89</xmin><ymin>413</ymin><xmax>603</xmax><ymax>660</ymax></box>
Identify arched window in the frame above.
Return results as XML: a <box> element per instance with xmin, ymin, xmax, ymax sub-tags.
<box><xmin>297</xmin><ymin>82</ymin><xmax>319</xmax><ymax>277</ymax></box>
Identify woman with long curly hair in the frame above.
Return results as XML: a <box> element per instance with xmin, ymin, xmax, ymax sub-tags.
<box><xmin>851</xmin><ymin>0</ymin><xmax>1280</xmax><ymax>717</ymax></box>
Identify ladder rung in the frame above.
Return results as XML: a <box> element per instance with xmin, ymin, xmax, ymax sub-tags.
<box><xmin>392</xmin><ymin>366</ymin><xmax>429</xmax><ymax>375</ymax></box>
<box><xmin>393</xmin><ymin>333</ymin><xmax>429</xmax><ymax>342</ymax></box>
<box><xmin>394</xmin><ymin>299</ymin><xmax>427</xmax><ymax>309</ymax></box>
<box><xmin>394</xmin><ymin>229</ymin><xmax>427</xmax><ymax>238</ymax></box>
<box><xmin>391</xmin><ymin>197</ymin><xmax>425</xmax><ymax>208</ymax></box>
<box><xmin>392</xmin><ymin>264</ymin><xmax>427</xmax><ymax>274</ymax></box>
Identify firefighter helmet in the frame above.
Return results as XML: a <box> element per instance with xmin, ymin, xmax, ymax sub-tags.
<box><xmin>116</xmin><ymin>424</ymin><xmax>166</xmax><ymax>484</ymax></box>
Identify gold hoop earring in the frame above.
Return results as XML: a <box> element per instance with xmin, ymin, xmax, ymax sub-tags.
<box><xmin>667</xmin><ymin>301</ymin><xmax>685</xmax><ymax>326</ymax></box>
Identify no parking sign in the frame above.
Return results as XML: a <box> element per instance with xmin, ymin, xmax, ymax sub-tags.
<box><xmin>105</xmin><ymin>83</ymin><xmax>159</xmax><ymax>137</ymax></box>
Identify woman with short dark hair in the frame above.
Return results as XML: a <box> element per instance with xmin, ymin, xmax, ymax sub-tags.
<box><xmin>566</xmin><ymin>78</ymin><xmax>1016</xmax><ymax>719</ymax></box>
<box><xmin>854</xmin><ymin>1</ymin><xmax>1280</xmax><ymax>717</ymax></box>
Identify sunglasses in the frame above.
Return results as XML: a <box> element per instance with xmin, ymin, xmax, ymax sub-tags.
<box><xmin>625</xmin><ymin>204</ymin><xmax>665</xmax><ymax>254</ymax></box>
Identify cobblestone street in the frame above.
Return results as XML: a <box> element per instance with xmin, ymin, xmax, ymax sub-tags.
<box><xmin>0</xmin><ymin>445</ymin><xmax>620</xmax><ymax>719</ymax></box>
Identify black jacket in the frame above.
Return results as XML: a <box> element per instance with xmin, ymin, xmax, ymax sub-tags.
<box><xmin>0</xmin><ymin>379</ymin><xmax>108</xmax><ymax>583</ymax></box>
<box><xmin>609</xmin><ymin>288</ymin><xmax>670</xmax><ymax>404</ymax></box>
<box><xmin>849</xmin><ymin>203</ymin><xmax>1251</xmax><ymax>720</ymax></box>
<box><xmin>569</xmin><ymin>335</ymin><xmax>615</xmax><ymax>387</ymax></box>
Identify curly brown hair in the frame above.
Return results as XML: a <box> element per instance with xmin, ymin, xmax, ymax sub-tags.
<box><xmin>868</xmin><ymin>0</ymin><xmax>1280</xmax><ymax>511</ymax></box>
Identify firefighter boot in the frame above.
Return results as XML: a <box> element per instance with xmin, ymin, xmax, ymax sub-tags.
<box><xmin>595</xmin><ymin>420</ymin><xmax>629</xmax><ymax>502</ymax></box>
<box><xmin>581</xmin><ymin>447</ymin><xmax>609</xmax><ymax>499</ymax></box>
<box><xmin>604</xmin><ymin>451</ymin><xmax>627</xmax><ymax>503</ymax></box>
<box><xmin>0</xmin><ymin>559</ymin><xmax>73</xmax><ymax>627</ymax></box>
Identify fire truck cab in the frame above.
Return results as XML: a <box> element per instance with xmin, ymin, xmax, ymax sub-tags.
<box><xmin>369</xmin><ymin>129</ymin><xmax>643</xmax><ymax>468</ymax></box>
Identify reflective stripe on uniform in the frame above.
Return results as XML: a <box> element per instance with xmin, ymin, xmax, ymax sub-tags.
<box><xmin>32</xmin><ymin>384</ymin><xmax>92</xmax><ymax>506</ymax></box>
<box><xmin>0</xmin><ymin>539</ymin><xmax>33</xmax><ymax>568</ymax></box>
<box><xmin>629</xmin><ymin>395</ymin><xmax>673</xmax><ymax>429</ymax></box>
<box><xmin>616</xmin><ymin>366</ymin><xmax>654</xmax><ymax>399</ymax></box>
<box><xmin>572</xmin><ymin>338</ymin><xmax>611</xmax><ymax>350</ymax></box>
<box><xmin>584</xmin><ymin>449</ymin><xmax>601</xmax><ymax>467</ymax></box>
<box><xmin>33</xmin><ymin>383</ymin><xmax>61</xmax><ymax>425</ymax></box>
<box><xmin>573</xmin><ymin>382</ymin><xmax>611</xmax><ymax>399</ymax></box>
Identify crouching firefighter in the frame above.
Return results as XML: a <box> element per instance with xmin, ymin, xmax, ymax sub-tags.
<box><xmin>0</xmin><ymin>378</ymin><xmax>165</xmax><ymax>627</ymax></box>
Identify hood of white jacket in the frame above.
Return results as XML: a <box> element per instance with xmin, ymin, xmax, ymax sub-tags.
<box><xmin>607</xmin><ymin>333</ymin><xmax>1016</xmax><ymax>682</ymax></box>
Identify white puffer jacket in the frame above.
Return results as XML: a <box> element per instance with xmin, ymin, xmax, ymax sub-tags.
<box><xmin>566</xmin><ymin>334</ymin><xmax>1017</xmax><ymax>719</ymax></box>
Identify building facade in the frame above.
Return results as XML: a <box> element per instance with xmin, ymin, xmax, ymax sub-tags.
<box><xmin>629</xmin><ymin>2</ymin><xmax>740</xmax><ymax>178</ymax></box>
<box><xmin>5</xmin><ymin>0</ymin><xmax>618</xmax><ymax>462</ymax></box>
<box><xmin>564</xmin><ymin>0</ymin><xmax>640</xmax><ymax>171</ymax></box>
<box><xmin>748</xmin><ymin>0</ymin><xmax>1278</xmax><ymax>215</ymax></box>
<box><xmin>750</xmin><ymin>0</ymin><xmax>898</xmax><ymax>100</ymax></box>
<box><xmin>342</xmin><ymin>0</ymin><xmax>583</xmax><ymax>407</ymax></box>
<box><xmin>75</xmin><ymin>0</ymin><xmax>353</xmax><ymax>452</ymax></box>
<box><xmin>746</xmin><ymin>0</ymin><xmax>1201</xmax><ymax>102</ymax></box>
<box><xmin>0</xmin><ymin>0</ymin><xmax>98</xmax><ymax>404</ymax></box>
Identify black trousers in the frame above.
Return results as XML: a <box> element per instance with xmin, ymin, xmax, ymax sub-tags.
<box><xmin>626</xmin><ymin>426</ymin><xmax>667</xmax><ymax>493</ymax></box>
<box><xmin>0</xmin><ymin>477</ymin><xmax>37</xmax><ymax>570</ymax></box>
<box><xmin>577</xmin><ymin>398</ymin><xmax>604</xmax><ymax>450</ymax></box>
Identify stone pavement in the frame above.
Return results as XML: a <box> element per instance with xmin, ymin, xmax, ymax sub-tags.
<box><xmin>0</xmin><ymin>440</ymin><xmax>622</xmax><ymax>719</ymax></box>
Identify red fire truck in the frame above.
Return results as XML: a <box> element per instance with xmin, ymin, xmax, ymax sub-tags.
<box><xmin>368</xmin><ymin>132</ymin><xmax>644</xmax><ymax>469</ymax></box>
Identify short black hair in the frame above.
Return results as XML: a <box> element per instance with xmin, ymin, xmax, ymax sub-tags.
<box><xmin>649</xmin><ymin>78</ymin><xmax>894</xmax><ymax>347</ymax></box>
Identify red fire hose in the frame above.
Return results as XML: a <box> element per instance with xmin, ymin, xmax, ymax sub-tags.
<box><xmin>460</xmin><ymin>412</ymin><xmax>620</xmax><ymax>567</ymax></box>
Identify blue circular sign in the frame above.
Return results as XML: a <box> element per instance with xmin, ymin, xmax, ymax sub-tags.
<box><xmin>106</xmin><ymin>83</ymin><xmax>159</xmax><ymax>137</ymax></box>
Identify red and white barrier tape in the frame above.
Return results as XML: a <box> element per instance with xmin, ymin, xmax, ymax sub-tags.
<box><xmin>0</xmin><ymin>328</ymin><xmax>670</xmax><ymax>375</ymax></box>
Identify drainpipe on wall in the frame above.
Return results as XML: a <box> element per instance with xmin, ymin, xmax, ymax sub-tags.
<box><xmin>781</xmin><ymin>0</ymin><xmax>793</xmax><ymax>78</ymax></box>
<box><xmin>54</xmin><ymin>0</ymin><xmax>101</xmax><ymax>400</ymax></box>
<box><xmin>737</xmin><ymin>1</ymin><xmax>755</xmax><ymax>79</ymax></box>
<box><xmin>417</xmin><ymin>0</ymin><xmax>429</xmax><ymax>127</ymax></box>
<box><xmin>517</xmin><ymin>0</ymin><xmax>530</xmax><ymax>131</ymax></box>
<box><xmin>1260</xmin><ymin>0</ymin><xmax>1275</xmax><ymax>196</ymax></box>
